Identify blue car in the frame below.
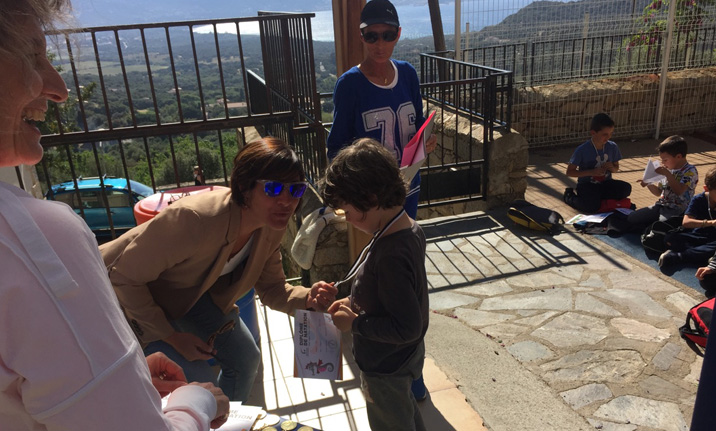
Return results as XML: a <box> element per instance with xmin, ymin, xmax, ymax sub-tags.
<box><xmin>47</xmin><ymin>177</ymin><xmax>154</xmax><ymax>237</ymax></box>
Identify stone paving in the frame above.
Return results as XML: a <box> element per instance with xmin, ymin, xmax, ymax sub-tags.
<box><xmin>421</xmin><ymin>211</ymin><xmax>704</xmax><ymax>431</ymax></box>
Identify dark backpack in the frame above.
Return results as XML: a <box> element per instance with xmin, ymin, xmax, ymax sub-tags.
<box><xmin>641</xmin><ymin>216</ymin><xmax>683</xmax><ymax>254</ymax></box>
<box><xmin>679</xmin><ymin>297</ymin><xmax>714</xmax><ymax>354</ymax></box>
<box><xmin>507</xmin><ymin>200</ymin><xmax>564</xmax><ymax>235</ymax></box>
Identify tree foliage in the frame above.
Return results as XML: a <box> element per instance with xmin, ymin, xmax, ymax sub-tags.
<box><xmin>628</xmin><ymin>0</ymin><xmax>714</xmax><ymax>49</ymax></box>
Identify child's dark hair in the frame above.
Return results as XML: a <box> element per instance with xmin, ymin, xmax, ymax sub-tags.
<box><xmin>657</xmin><ymin>135</ymin><xmax>688</xmax><ymax>158</ymax></box>
<box><xmin>705</xmin><ymin>167</ymin><xmax>716</xmax><ymax>191</ymax></box>
<box><xmin>321</xmin><ymin>138</ymin><xmax>407</xmax><ymax>212</ymax></box>
<box><xmin>590</xmin><ymin>113</ymin><xmax>615</xmax><ymax>132</ymax></box>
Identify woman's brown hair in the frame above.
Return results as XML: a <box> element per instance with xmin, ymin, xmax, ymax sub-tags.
<box><xmin>230</xmin><ymin>137</ymin><xmax>305</xmax><ymax>207</ymax></box>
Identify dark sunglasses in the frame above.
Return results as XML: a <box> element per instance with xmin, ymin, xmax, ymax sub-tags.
<box><xmin>361</xmin><ymin>30</ymin><xmax>398</xmax><ymax>44</ymax></box>
<box><xmin>258</xmin><ymin>180</ymin><xmax>308</xmax><ymax>198</ymax></box>
<box><xmin>207</xmin><ymin>320</ymin><xmax>235</xmax><ymax>346</ymax></box>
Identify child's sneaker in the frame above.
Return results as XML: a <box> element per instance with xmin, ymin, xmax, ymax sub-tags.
<box><xmin>658</xmin><ymin>250</ymin><xmax>681</xmax><ymax>268</ymax></box>
<box><xmin>411</xmin><ymin>375</ymin><xmax>427</xmax><ymax>401</ymax></box>
<box><xmin>563</xmin><ymin>188</ymin><xmax>576</xmax><ymax>206</ymax></box>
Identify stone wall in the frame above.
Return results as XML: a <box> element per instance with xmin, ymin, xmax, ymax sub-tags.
<box><xmin>418</xmin><ymin>112</ymin><xmax>530</xmax><ymax>219</ymax></box>
<box><xmin>512</xmin><ymin>67</ymin><xmax>716</xmax><ymax>147</ymax></box>
<box><xmin>281</xmin><ymin>189</ymin><xmax>349</xmax><ymax>286</ymax></box>
<box><xmin>283</xmin><ymin>110</ymin><xmax>530</xmax><ymax>284</ymax></box>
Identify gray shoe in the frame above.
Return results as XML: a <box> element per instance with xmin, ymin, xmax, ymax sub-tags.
<box><xmin>658</xmin><ymin>250</ymin><xmax>680</xmax><ymax>268</ymax></box>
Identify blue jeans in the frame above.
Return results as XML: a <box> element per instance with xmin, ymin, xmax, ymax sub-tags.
<box><xmin>144</xmin><ymin>292</ymin><xmax>261</xmax><ymax>401</ymax></box>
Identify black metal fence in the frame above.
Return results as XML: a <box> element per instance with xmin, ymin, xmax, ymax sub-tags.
<box><xmin>462</xmin><ymin>26</ymin><xmax>716</xmax><ymax>85</ymax></box>
<box><xmin>37</xmin><ymin>13</ymin><xmax>516</xmax><ymax>235</ymax></box>
<box><xmin>416</xmin><ymin>53</ymin><xmax>513</xmax><ymax>208</ymax></box>
<box><xmin>40</xmin><ymin>13</ymin><xmax>322</xmax><ymax>238</ymax></box>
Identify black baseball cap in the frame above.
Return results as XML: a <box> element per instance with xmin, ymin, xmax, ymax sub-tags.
<box><xmin>360</xmin><ymin>0</ymin><xmax>400</xmax><ymax>29</ymax></box>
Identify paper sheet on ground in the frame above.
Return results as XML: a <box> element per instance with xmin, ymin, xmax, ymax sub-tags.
<box><xmin>642</xmin><ymin>158</ymin><xmax>666</xmax><ymax>184</ymax></box>
<box><xmin>160</xmin><ymin>399</ymin><xmax>264</xmax><ymax>431</ymax></box>
<box><xmin>212</xmin><ymin>403</ymin><xmax>264</xmax><ymax>431</ymax></box>
<box><xmin>293</xmin><ymin>310</ymin><xmax>342</xmax><ymax>380</ymax></box>
<box><xmin>566</xmin><ymin>212</ymin><xmax>613</xmax><ymax>224</ymax></box>
<box><xmin>400</xmin><ymin>110</ymin><xmax>436</xmax><ymax>185</ymax></box>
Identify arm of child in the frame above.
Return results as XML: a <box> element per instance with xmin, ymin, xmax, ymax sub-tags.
<box><xmin>635</xmin><ymin>180</ymin><xmax>662</xmax><ymax>197</ymax></box>
<box><xmin>683</xmin><ymin>214</ymin><xmax>716</xmax><ymax>229</ymax></box>
<box><xmin>329</xmin><ymin>299</ymin><xmax>357</xmax><ymax>332</ymax></box>
<box><xmin>655</xmin><ymin>166</ymin><xmax>688</xmax><ymax>196</ymax></box>
<box><xmin>566</xmin><ymin>163</ymin><xmax>606</xmax><ymax>178</ymax></box>
<box><xmin>603</xmin><ymin>161</ymin><xmax>619</xmax><ymax>173</ymax></box>
<box><xmin>696</xmin><ymin>266</ymin><xmax>714</xmax><ymax>280</ymax></box>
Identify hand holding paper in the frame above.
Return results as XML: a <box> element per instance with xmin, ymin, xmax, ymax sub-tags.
<box><xmin>400</xmin><ymin>111</ymin><xmax>436</xmax><ymax>184</ymax></box>
<box><xmin>642</xmin><ymin>158</ymin><xmax>666</xmax><ymax>184</ymax></box>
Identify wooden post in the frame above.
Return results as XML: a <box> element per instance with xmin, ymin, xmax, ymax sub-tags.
<box><xmin>428</xmin><ymin>0</ymin><xmax>448</xmax><ymax>81</ymax></box>
<box><xmin>428</xmin><ymin>0</ymin><xmax>446</xmax><ymax>53</ymax></box>
<box><xmin>331</xmin><ymin>0</ymin><xmax>372</xmax><ymax>262</ymax></box>
<box><xmin>332</xmin><ymin>0</ymin><xmax>366</xmax><ymax>75</ymax></box>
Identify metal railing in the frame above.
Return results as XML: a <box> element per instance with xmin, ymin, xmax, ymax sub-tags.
<box><xmin>420</xmin><ymin>52</ymin><xmax>512</xmax><ymax>138</ymax></box>
<box><xmin>462</xmin><ymin>27</ymin><xmax>716</xmax><ymax>85</ymax></box>
<box><xmin>38</xmin><ymin>13</ymin><xmax>516</xmax><ymax>235</ymax></box>
<box><xmin>40</xmin><ymin>13</ymin><xmax>321</xmax><ymax>238</ymax></box>
<box><xmin>417</xmin><ymin>53</ymin><xmax>513</xmax><ymax>208</ymax></box>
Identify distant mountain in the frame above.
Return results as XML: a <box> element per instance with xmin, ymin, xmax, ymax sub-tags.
<box><xmin>71</xmin><ymin>0</ymin><xmax>446</xmax><ymax>27</ymax></box>
<box><xmin>474</xmin><ymin>0</ymin><xmax>653</xmax><ymax>44</ymax></box>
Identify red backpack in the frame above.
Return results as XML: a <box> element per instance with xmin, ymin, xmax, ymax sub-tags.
<box><xmin>598</xmin><ymin>198</ymin><xmax>632</xmax><ymax>213</ymax></box>
<box><xmin>680</xmin><ymin>298</ymin><xmax>714</xmax><ymax>351</ymax></box>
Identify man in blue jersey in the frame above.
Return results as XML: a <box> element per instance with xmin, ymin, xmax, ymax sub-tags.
<box><xmin>326</xmin><ymin>0</ymin><xmax>436</xmax><ymax>219</ymax></box>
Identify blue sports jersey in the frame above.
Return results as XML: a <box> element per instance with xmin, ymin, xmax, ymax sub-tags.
<box><xmin>327</xmin><ymin>60</ymin><xmax>426</xmax><ymax>162</ymax></box>
<box><xmin>327</xmin><ymin>60</ymin><xmax>426</xmax><ymax>218</ymax></box>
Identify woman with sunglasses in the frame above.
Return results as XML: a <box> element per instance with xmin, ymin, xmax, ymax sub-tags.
<box><xmin>101</xmin><ymin>137</ymin><xmax>338</xmax><ymax>402</ymax></box>
<box><xmin>326</xmin><ymin>0</ymin><xmax>437</xmax><ymax>220</ymax></box>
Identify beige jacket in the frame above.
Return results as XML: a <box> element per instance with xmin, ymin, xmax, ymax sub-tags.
<box><xmin>100</xmin><ymin>189</ymin><xmax>308</xmax><ymax>343</ymax></box>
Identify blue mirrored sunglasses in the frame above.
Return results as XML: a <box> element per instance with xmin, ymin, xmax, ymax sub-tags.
<box><xmin>257</xmin><ymin>180</ymin><xmax>308</xmax><ymax>198</ymax></box>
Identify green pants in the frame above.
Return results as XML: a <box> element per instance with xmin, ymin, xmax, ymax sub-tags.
<box><xmin>360</xmin><ymin>341</ymin><xmax>426</xmax><ymax>431</ymax></box>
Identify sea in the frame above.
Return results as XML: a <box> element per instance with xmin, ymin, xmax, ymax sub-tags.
<box><xmin>193</xmin><ymin>2</ymin><xmax>540</xmax><ymax>41</ymax></box>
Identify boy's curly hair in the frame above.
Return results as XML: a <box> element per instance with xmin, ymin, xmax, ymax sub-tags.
<box><xmin>321</xmin><ymin>138</ymin><xmax>407</xmax><ymax>212</ymax></box>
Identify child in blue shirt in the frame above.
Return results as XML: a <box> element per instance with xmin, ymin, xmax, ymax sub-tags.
<box><xmin>563</xmin><ymin>113</ymin><xmax>632</xmax><ymax>213</ymax></box>
<box><xmin>657</xmin><ymin>167</ymin><xmax>716</xmax><ymax>268</ymax></box>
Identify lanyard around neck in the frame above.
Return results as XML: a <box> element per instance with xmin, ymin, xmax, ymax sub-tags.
<box><xmin>591</xmin><ymin>139</ymin><xmax>605</xmax><ymax>156</ymax></box>
<box><xmin>334</xmin><ymin>209</ymin><xmax>406</xmax><ymax>301</ymax></box>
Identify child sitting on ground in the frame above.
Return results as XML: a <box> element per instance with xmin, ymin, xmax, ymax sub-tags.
<box><xmin>322</xmin><ymin>138</ymin><xmax>429</xmax><ymax>431</ymax></box>
<box><xmin>657</xmin><ymin>167</ymin><xmax>716</xmax><ymax>268</ymax></box>
<box><xmin>627</xmin><ymin>135</ymin><xmax>698</xmax><ymax>231</ymax></box>
<box><xmin>563</xmin><ymin>113</ymin><xmax>632</xmax><ymax>213</ymax></box>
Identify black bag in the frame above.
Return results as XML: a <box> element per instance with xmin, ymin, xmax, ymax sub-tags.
<box><xmin>641</xmin><ymin>216</ymin><xmax>683</xmax><ymax>254</ymax></box>
<box><xmin>679</xmin><ymin>297</ymin><xmax>714</xmax><ymax>352</ymax></box>
<box><xmin>507</xmin><ymin>200</ymin><xmax>564</xmax><ymax>235</ymax></box>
